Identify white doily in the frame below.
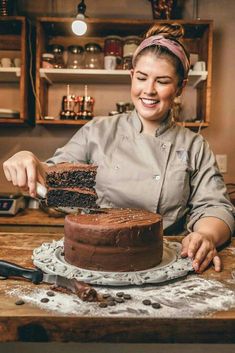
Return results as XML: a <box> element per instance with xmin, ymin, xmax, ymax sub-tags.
<box><xmin>33</xmin><ymin>239</ymin><xmax>193</xmax><ymax>286</ymax></box>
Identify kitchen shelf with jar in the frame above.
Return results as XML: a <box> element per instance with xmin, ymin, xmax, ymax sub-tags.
<box><xmin>0</xmin><ymin>16</ymin><xmax>32</xmax><ymax>124</ymax></box>
<box><xmin>39</xmin><ymin>67</ymin><xmax>208</xmax><ymax>87</ymax></box>
<box><xmin>35</xmin><ymin>17</ymin><xmax>213</xmax><ymax>127</ymax></box>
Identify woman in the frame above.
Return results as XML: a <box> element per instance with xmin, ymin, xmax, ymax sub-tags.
<box><xmin>3</xmin><ymin>23</ymin><xmax>234</xmax><ymax>273</ymax></box>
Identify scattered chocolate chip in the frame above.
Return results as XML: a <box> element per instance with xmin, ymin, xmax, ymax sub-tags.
<box><xmin>152</xmin><ymin>302</ymin><xmax>161</xmax><ymax>309</ymax></box>
<box><xmin>99</xmin><ymin>302</ymin><xmax>108</xmax><ymax>308</ymax></box>
<box><xmin>46</xmin><ymin>291</ymin><xmax>55</xmax><ymax>297</ymax></box>
<box><xmin>102</xmin><ymin>293</ymin><xmax>111</xmax><ymax>299</ymax></box>
<box><xmin>40</xmin><ymin>297</ymin><xmax>49</xmax><ymax>303</ymax></box>
<box><xmin>115</xmin><ymin>297</ymin><xmax>124</xmax><ymax>303</ymax></box>
<box><xmin>116</xmin><ymin>292</ymin><xmax>124</xmax><ymax>297</ymax></box>
<box><xmin>107</xmin><ymin>301</ymin><xmax>116</xmax><ymax>306</ymax></box>
<box><xmin>15</xmin><ymin>299</ymin><xmax>25</xmax><ymax>305</ymax></box>
<box><xmin>142</xmin><ymin>299</ymin><xmax>152</xmax><ymax>306</ymax></box>
<box><xmin>123</xmin><ymin>294</ymin><xmax>131</xmax><ymax>300</ymax></box>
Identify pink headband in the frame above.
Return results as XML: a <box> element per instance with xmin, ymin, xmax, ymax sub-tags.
<box><xmin>132</xmin><ymin>35</ymin><xmax>190</xmax><ymax>78</ymax></box>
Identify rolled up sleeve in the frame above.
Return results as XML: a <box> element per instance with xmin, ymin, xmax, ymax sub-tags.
<box><xmin>187</xmin><ymin>140</ymin><xmax>235</xmax><ymax>234</ymax></box>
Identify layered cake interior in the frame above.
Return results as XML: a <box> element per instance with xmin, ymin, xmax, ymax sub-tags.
<box><xmin>64</xmin><ymin>208</ymin><xmax>163</xmax><ymax>272</ymax></box>
<box><xmin>45</xmin><ymin>162</ymin><xmax>98</xmax><ymax>208</ymax></box>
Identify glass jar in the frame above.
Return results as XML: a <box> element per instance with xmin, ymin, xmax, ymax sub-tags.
<box><xmin>84</xmin><ymin>43</ymin><xmax>103</xmax><ymax>69</ymax></box>
<box><xmin>104</xmin><ymin>36</ymin><xmax>123</xmax><ymax>57</ymax></box>
<box><xmin>123</xmin><ymin>36</ymin><xmax>141</xmax><ymax>70</ymax></box>
<box><xmin>49</xmin><ymin>44</ymin><xmax>65</xmax><ymax>68</ymax></box>
<box><xmin>104</xmin><ymin>36</ymin><xmax>123</xmax><ymax>69</ymax></box>
<box><xmin>41</xmin><ymin>53</ymin><xmax>55</xmax><ymax>68</ymax></box>
<box><xmin>123</xmin><ymin>36</ymin><xmax>140</xmax><ymax>57</ymax></box>
<box><xmin>67</xmin><ymin>45</ymin><xmax>84</xmax><ymax>69</ymax></box>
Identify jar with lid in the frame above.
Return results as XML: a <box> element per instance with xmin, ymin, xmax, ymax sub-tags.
<box><xmin>104</xmin><ymin>36</ymin><xmax>123</xmax><ymax>69</ymax></box>
<box><xmin>84</xmin><ymin>43</ymin><xmax>103</xmax><ymax>69</ymax></box>
<box><xmin>67</xmin><ymin>45</ymin><xmax>84</xmax><ymax>69</ymax></box>
<box><xmin>48</xmin><ymin>44</ymin><xmax>65</xmax><ymax>68</ymax></box>
<box><xmin>41</xmin><ymin>53</ymin><xmax>55</xmax><ymax>69</ymax></box>
<box><xmin>123</xmin><ymin>36</ymin><xmax>141</xmax><ymax>70</ymax></box>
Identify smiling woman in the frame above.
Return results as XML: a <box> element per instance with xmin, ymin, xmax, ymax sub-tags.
<box><xmin>3</xmin><ymin>23</ymin><xmax>235</xmax><ymax>275</ymax></box>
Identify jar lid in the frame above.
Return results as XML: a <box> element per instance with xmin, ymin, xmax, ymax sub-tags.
<box><xmin>105</xmin><ymin>35</ymin><xmax>123</xmax><ymax>41</ymax></box>
<box><xmin>48</xmin><ymin>44</ymin><xmax>64</xmax><ymax>53</ymax></box>
<box><xmin>85</xmin><ymin>43</ymin><xmax>102</xmax><ymax>52</ymax></box>
<box><xmin>124</xmin><ymin>35</ymin><xmax>141</xmax><ymax>42</ymax></box>
<box><xmin>68</xmin><ymin>45</ymin><xmax>84</xmax><ymax>54</ymax></box>
<box><xmin>42</xmin><ymin>53</ymin><xmax>55</xmax><ymax>59</ymax></box>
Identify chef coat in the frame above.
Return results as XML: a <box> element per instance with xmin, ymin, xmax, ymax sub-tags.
<box><xmin>46</xmin><ymin>110</ymin><xmax>235</xmax><ymax>235</ymax></box>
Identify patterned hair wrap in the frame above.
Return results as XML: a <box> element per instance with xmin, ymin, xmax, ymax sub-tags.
<box><xmin>132</xmin><ymin>35</ymin><xmax>190</xmax><ymax>78</ymax></box>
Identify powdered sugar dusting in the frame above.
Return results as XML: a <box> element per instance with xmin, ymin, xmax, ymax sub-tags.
<box><xmin>6</xmin><ymin>275</ymin><xmax>235</xmax><ymax>318</ymax></box>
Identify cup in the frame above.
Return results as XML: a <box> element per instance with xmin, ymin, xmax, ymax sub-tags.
<box><xmin>13</xmin><ymin>58</ymin><xmax>21</xmax><ymax>67</ymax></box>
<box><xmin>104</xmin><ymin>55</ymin><xmax>116</xmax><ymax>70</ymax></box>
<box><xmin>193</xmin><ymin>61</ymin><xmax>206</xmax><ymax>72</ymax></box>
<box><xmin>1</xmin><ymin>57</ymin><xmax>12</xmax><ymax>68</ymax></box>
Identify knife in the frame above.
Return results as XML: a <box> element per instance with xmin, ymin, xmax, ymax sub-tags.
<box><xmin>0</xmin><ymin>260</ymin><xmax>98</xmax><ymax>301</ymax></box>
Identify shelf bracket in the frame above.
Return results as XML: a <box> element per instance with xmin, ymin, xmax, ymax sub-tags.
<box><xmin>40</xmin><ymin>72</ymin><xmax>53</xmax><ymax>85</ymax></box>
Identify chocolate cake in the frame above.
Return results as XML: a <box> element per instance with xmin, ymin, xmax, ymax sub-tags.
<box><xmin>64</xmin><ymin>208</ymin><xmax>163</xmax><ymax>272</ymax></box>
<box><xmin>45</xmin><ymin>163</ymin><xmax>98</xmax><ymax>208</ymax></box>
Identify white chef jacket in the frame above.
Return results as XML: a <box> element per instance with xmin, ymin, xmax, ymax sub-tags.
<box><xmin>46</xmin><ymin>110</ymin><xmax>235</xmax><ymax>235</ymax></box>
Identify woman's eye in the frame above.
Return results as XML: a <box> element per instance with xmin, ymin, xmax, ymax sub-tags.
<box><xmin>136</xmin><ymin>77</ymin><xmax>146</xmax><ymax>81</ymax></box>
<box><xmin>158</xmin><ymin>80</ymin><xmax>170</xmax><ymax>85</ymax></box>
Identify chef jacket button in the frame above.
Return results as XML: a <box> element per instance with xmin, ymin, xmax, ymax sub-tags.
<box><xmin>161</xmin><ymin>143</ymin><xmax>167</xmax><ymax>150</ymax></box>
<box><xmin>153</xmin><ymin>174</ymin><xmax>160</xmax><ymax>181</ymax></box>
<box><xmin>114</xmin><ymin>165</ymin><xmax>120</xmax><ymax>170</ymax></box>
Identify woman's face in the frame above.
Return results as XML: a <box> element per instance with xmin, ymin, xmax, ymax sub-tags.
<box><xmin>131</xmin><ymin>53</ymin><xmax>182</xmax><ymax>125</ymax></box>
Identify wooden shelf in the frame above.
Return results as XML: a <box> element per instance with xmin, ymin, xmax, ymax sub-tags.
<box><xmin>36</xmin><ymin>118</ymin><xmax>89</xmax><ymax>125</ymax></box>
<box><xmin>0</xmin><ymin>67</ymin><xmax>21</xmax><ymax>82</ymax></box>
<box><xmin>39</xmin><ymin>68</ymin><xmax>207</xmax><ymax>87</ymax></box>
<box><xmin>36</xmin><ymin>18</ymin><xmax>213</xmax><ymax>127</ymax></box>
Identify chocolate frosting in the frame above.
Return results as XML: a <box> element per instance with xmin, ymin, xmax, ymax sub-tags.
<box><xmin>64</xmin><ymin>208</ymin><xmax>163</xmax><ymax>272</ymax></box>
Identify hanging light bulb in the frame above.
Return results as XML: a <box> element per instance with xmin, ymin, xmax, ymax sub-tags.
<box><xmin>71</xmin><ymin>0</ymin><xmax>87</xmax><ymax>36</ymax></box>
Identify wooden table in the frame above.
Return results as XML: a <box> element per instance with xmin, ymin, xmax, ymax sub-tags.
<box><xmin>0</xmin><ymin>232</ymin><xmax>235</xmax><ymax>344</ymax></box>
<box><xmin>0</xmin><ymin>208</ymin><xmax>65</xmax><ymax>233</ymax></box>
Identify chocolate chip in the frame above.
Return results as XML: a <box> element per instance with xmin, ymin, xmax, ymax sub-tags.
<box><xmin>46</xmin><ymin>291</ymin><xmax>55</xmax><ymax>297</ymax></box>
<box><xmin>102</xmin><ymin>293</ymin><xmax>111</xmax><ymax>299</ymax></box>
<box><xmin>99</xmin><ymin>302</ymin><xmax>108</xmax><ymax>308</ymax></box>
<box><xmin>15</xmin><ymin>299</ymin><xmax>25</xmax><ymax>305</ymax></box>
<box><xmin>152</xmin><ymin>302</ymin><xmax>161</xmax><ymax>309</ymax></box>
<box><xmin>107</xmin><ymin>301</ymin><xmax>116</xmax><ymax>306</ymax></box>
<box><xmin>40</xmin><ymin>297</ymin><xmax>49</xmax><ymax>303</ymax></box>
<box><xmin>123</xmin><ymin>294</ymin><xmax>131</xmax><ymax>300</ymax></box>
<box><xmin>116</xmin><ymin>292</ymin><xmax>124</xmax><ymax>297</ymax></box>
<box><xmin>142</xmin><ymin>299</ymin><xmax>151</xmax><ymax>306</ymax></box>
<box><xmin>115</xmin><ymin>297</ymin><xmax>124</xmax><ymax>303</ymax></box>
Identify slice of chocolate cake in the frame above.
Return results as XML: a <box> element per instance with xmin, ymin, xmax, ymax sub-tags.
<box><xmin>45</xmin><ymin>163</ymin><xmax>98</xmax><ymax>209</ymax></box>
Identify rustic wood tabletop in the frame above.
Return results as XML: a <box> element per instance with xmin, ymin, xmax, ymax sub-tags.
<box><xmin>0</xmin><ymin>232</ymin><xmax>235</xmax><ymax>343</ymax></box>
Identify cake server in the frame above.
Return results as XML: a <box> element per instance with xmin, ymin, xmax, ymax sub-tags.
<box><xmin>36</xmin><ymin>182</ymin><xmax>82</xmax><ymax>215</ymax></box>
<box><xmin>36</xmin><ymin>182</ymin><xmax>105</xmax><ymax>215</ymax></box>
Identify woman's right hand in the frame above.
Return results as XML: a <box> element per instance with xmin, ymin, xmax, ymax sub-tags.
<box><xmin>3</xmin><ymin>151</ymin><xmax>46</xmax><ymax>197</ymax></box>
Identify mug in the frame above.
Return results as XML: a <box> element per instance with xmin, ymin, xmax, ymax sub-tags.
<box><xmin>193</xmin><ymin>61</ymin><xmax>206</xmax><ymax>72</ymax></box>
<box><xmin>13</xmin><ymin>58</ymin><xmax>21</xmax><ymax>67</ymax></box>
<box><xmin>104</xmin><ymin>55</ymin><xmax>116</xmax><ymax>70</ymax></box>
<box><xmin>1</xmin><ymin>57</ymin><xmax>12</xmax><ymax>68</ymax></box>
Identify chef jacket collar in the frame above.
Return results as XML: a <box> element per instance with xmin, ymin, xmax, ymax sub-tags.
<box><xmin>131</xmin><ymin>109</ymin><xmax>174</xmax><ymax>137</ymax></box>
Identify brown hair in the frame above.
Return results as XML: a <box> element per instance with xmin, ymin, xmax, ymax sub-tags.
<box><xmin>133</xmin><ymin>23</ymin><xmax>190</xmax><ymax>86</ymax></box>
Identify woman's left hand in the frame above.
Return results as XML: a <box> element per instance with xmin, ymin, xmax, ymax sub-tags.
<box><xmin>181</xmin><ymin>232</ymin><xmax>221</xmax><ymax>273</ymax></box>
